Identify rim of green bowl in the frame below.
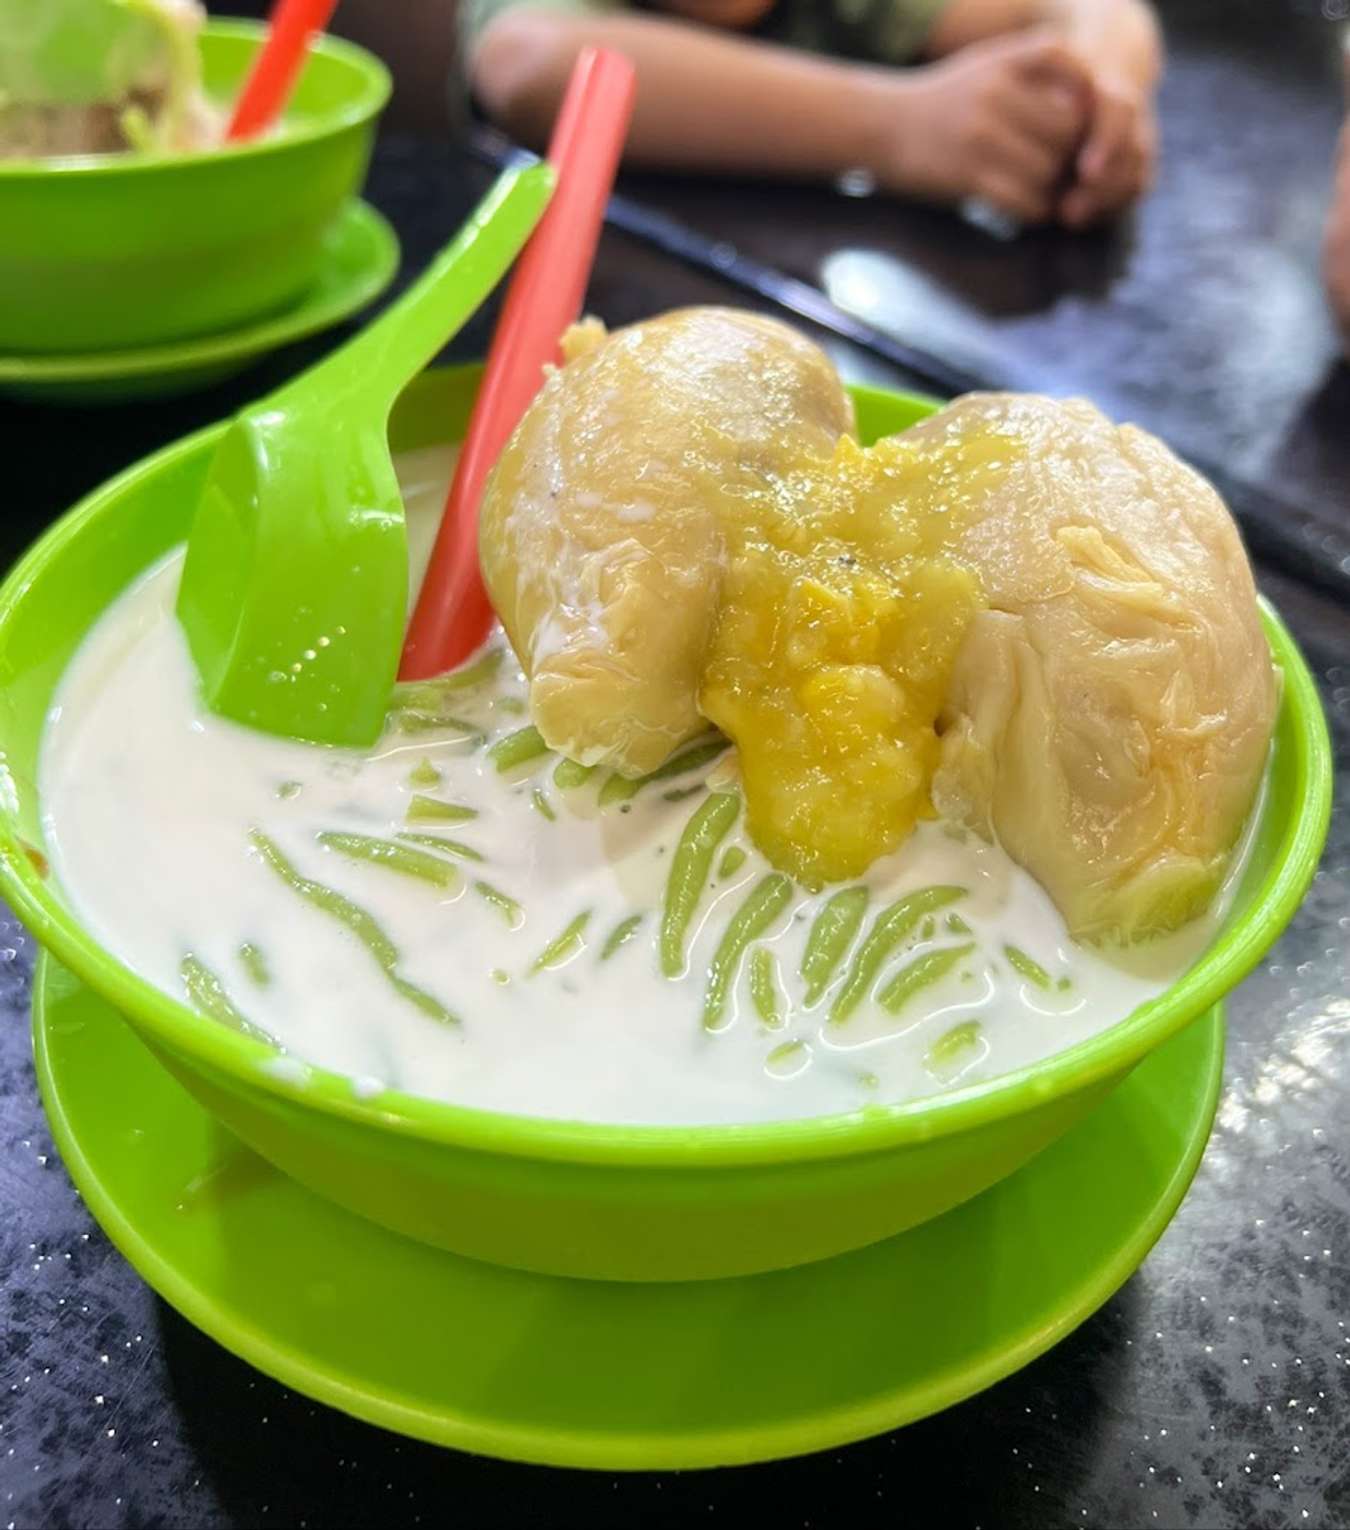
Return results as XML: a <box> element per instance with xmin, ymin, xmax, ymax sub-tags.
<box><xmin>0</xmin><ymin>400</ymin><xmax>1332</xmax><ymax>1169</ymax></box>
<box><xmin>0</xmin><ymin>199</ymin><xmax>399</xmax><ymax>382</ymax></box>
<box><xmin>0</xmin><ymin>19</ymin><xmax>391</xmax><ymax>180</ymax></box>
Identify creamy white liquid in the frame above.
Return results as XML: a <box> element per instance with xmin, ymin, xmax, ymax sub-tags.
<box><xmin>38</xmin><ymin>447</ymin><xmax>1234</xmax><ymax>1125</ymax></box>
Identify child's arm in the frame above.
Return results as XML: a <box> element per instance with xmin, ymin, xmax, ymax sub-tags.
<box><xmin>469</xmin><ymin>7</ymin><xmax>1090</xmax><ymax>221</ymax></box>
<box><xmin>924</xmin><ymin>0</ymin><xmax>1161</xmax><ymax>225</ymax></box>
<box><xmin>1047</xmin><ymin>0</ymin><xmax>1159</xmax><ymax>90</ymax></box>
<box><xmin>1048</xmin><ymin>0</ymin><xmax>1160</xmax><ymax>225</ymax></box>
<box><xmin>471</xmin><ymin>9</ymin><xmax>902</xmax><ymax>180</ymax></box>
<box><xmin>926</xmin><ymin>0</ymin><xmax>1157</xmax><ymax>85</ymax></box>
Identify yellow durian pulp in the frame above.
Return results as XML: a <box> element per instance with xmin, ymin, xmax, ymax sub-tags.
<box><xmin>478</xmin><ymin>310</ymin><xmax>1277</xmax><ymax>940</ymax></box>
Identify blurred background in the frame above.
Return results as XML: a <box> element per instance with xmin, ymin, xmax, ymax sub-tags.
<box><xmin>5</xmin><ymin>5</ymin><xmax>1350</xmax><ymax>1528</ymax></box>
<box><xmin>216</xmin><ymin>0</ymin><xmax>462</xmax><ymax>132</ymax></box>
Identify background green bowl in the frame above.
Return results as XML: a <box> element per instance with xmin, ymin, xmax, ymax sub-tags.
<box><xmin>0</xmin><ymin>369</ymin><xmax>1331</xmax><ymax>1282</ymax></box>
<box><xmin>0</xmin><ymin>19</ymin><xmax>390</xmax><ymax>354</ymax></box>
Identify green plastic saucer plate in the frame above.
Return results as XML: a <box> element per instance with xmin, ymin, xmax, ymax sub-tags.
<box><xmin>34</xmin><ymin>954</ymin><xmax>1225</xmax><ymax>1470</ymax></box>
<box><xmin>0</xmin><ymin>199</ymin><xmax>398</xmax><ymax>404</ymax></box>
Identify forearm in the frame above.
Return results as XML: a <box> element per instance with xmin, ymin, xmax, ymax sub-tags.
<box><xmin>1046</xmin><ymin>0</ymin><xmax>1161</xmax><ymax>88</ymax></box>
<box><xmin>924</xmin><ymin>0</ymin><xmax>1160</xmax><ymax>89</ymax></box>
<box><xmin>470</xmin><ymin>10</ymin><xmax>891</xmax><ymax>179</ymax></box>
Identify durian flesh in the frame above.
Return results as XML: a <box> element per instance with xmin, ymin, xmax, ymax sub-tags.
<box><xmin>478</xmin><ymin>309</ymin><xmax>1277</xmax><ymax>940</ymax></box>
<box><xmin>916</xmin><ymin>392</ymin><xmax>1277</xmax><ymax>942</ymax></box>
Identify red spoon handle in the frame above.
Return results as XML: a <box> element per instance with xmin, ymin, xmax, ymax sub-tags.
<box><xmin>399</xmin><ymin>47</ymin><xmax>637</xmax><ymax>680</ymax></box>
<box><xmin>227</xmin><ymin>0</ymin><xmax>341</xmax><ymax>142</ymax></box>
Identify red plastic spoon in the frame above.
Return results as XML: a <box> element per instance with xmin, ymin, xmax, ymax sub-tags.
<box><xmin>227</xmin><ymin>0</ymin><xmax>341</xmax><ymax>142</ymax></box>
<box><xmin>399</xmin><ymin>46</ymin><xmax>638</xmax><ymax>680</ymax></box>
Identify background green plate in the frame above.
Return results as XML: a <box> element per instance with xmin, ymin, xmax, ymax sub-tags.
<box><xmin>0</xmin><ymin>199</ymin><xmax>398</xmax><ymax>403</ymax></box>
<box><xmin>34</xmin><ymin>954</ymin><xmax>1225</xmax><ymax>1470</ymax></box>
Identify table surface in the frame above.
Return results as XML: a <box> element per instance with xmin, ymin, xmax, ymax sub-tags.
<box><xmin>3</xmin><ymin>3</ymin><xmax>1349</xmax><ymax>1525</ymax></box>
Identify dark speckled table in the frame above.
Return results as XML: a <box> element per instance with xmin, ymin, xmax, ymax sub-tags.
<box><xmin>3</xmin><ymin>3</ymin><xmax>1349</xmax><ymax>1525</ymax></box>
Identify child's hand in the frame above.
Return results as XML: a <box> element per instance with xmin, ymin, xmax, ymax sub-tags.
<box><xmin>1058</xmin><ymin>71</ymin><xmax>1158</xmax><ymax>227</ymax></box>
<box><xmin>885</xmin><ymin>29</ymin><xmax>1091</xmax><ymax>224</ymax></box>
<box><xmin>1325</xmin><ymin>124</ymin><xmax>1350</xmax><ymax>350</ymax></box>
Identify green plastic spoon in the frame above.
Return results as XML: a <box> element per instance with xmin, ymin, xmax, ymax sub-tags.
<box><xmin>175</xmin><ymin>162</ymin><xmax>554</xmax><ymax>748</ymax></box>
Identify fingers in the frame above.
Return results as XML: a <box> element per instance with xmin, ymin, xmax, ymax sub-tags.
<box><xmin>988</xmin><ymin>118</ymin><xmax>1069</xmax><ymax>191</ymax></box>
<box><xmin>974</xmin><ymin>74</ymin><xmax>1086</xmax><ymax>224</ymax></box>
<box><xmin>999</xmin><ymin>80</ymin><xmax>1087</xmax><ymax>159</ymax></box>
<box><xmin>1060</xmin><ymin>87</ymin><xmax>1155</xmax><ymax>228</ymax></box>
<box><xmin>1059</xmin><ymin>145</ymin><xmax>1150</xmax><ymax>226</ymax></box>
<box><xmin>979</xmin><ymin>35</ymin><xmax>1091</xmax><ymax>211</ymax></box>
<box><xmin>1006</xmin><ymin>27</ymin><xmax>1093</xmax><ymax>98</ymax></box>
<box><xmin>1060</xmin><ymin>151</ymin><xmax>1141</xmax><ymax>228</ymax></box>
<box><xmin>911</xmin><ymin>31</ymin><xmax>1141</xmax><ymax>227</ymax></box>
<box><xmin>954</xmin><ymin>32</ymin><xmax>1155</xmax><ymax>231</ymax></box>
<box><xmin>974</xmin><ymin>161</ymin><xmax>1055</xmax><ymax>224</ymax></box>
<box><xmin>1076</xmin><ymin>86</ymin><xmax>1130</xmax><ymax>183</ymax></box>
<box><xmin>959</xmin><ymin>105</ymin><xmax>1069</xmax><ymax>223</ymax></box>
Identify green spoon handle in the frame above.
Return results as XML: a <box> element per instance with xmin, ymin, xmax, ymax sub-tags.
<box><xmin>301</xmin><ymin>163</ymin><xmax>556</xmax><ymax>414</ymax></box>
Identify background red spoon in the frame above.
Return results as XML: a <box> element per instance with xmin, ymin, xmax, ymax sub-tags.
<box><xmin>399</xmin><ymin>47</ymin><xmax>638</xmax><ymax>681</ymax></box>
<box><xmin>227</xmin><ymin>0</ymin><xmax>341</xmax><ymax>142</ymax></box>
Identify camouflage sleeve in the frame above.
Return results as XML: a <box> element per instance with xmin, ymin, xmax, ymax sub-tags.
<box><xmin>856</xmin><ymin>0</ymin><xmax>950</xmax><ymax>63</ymax></box>
<box><xmin>766</xmin><ymin>0</ymin><xmax>950</xmax><ymax>65</ymax></box>
<box><xmin>459</xmin><ymin>0</ymin><xmax>630</xmax><ymax>57</ymax></box>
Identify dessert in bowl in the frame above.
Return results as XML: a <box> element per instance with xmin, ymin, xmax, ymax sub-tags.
<box><xmin>0</xmin><ymin>318</ymin><xmax>1329</xmax><ymax>1281</ymax></box>
<box><xmin>0</xmin><ymin>8</ymin><xmax>390</xmax><ymax>353</ymax></box>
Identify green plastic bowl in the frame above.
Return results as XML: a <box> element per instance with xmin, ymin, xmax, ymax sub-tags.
<box><xmin>0</xmin><ymin>369</ymin><xmax>1331</xmax><ymax>1282</ymax></box>
<box><xmin>0</xmin><ymin>20</ymin><xmax>390</xmax><ymax>354</ymax></box>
